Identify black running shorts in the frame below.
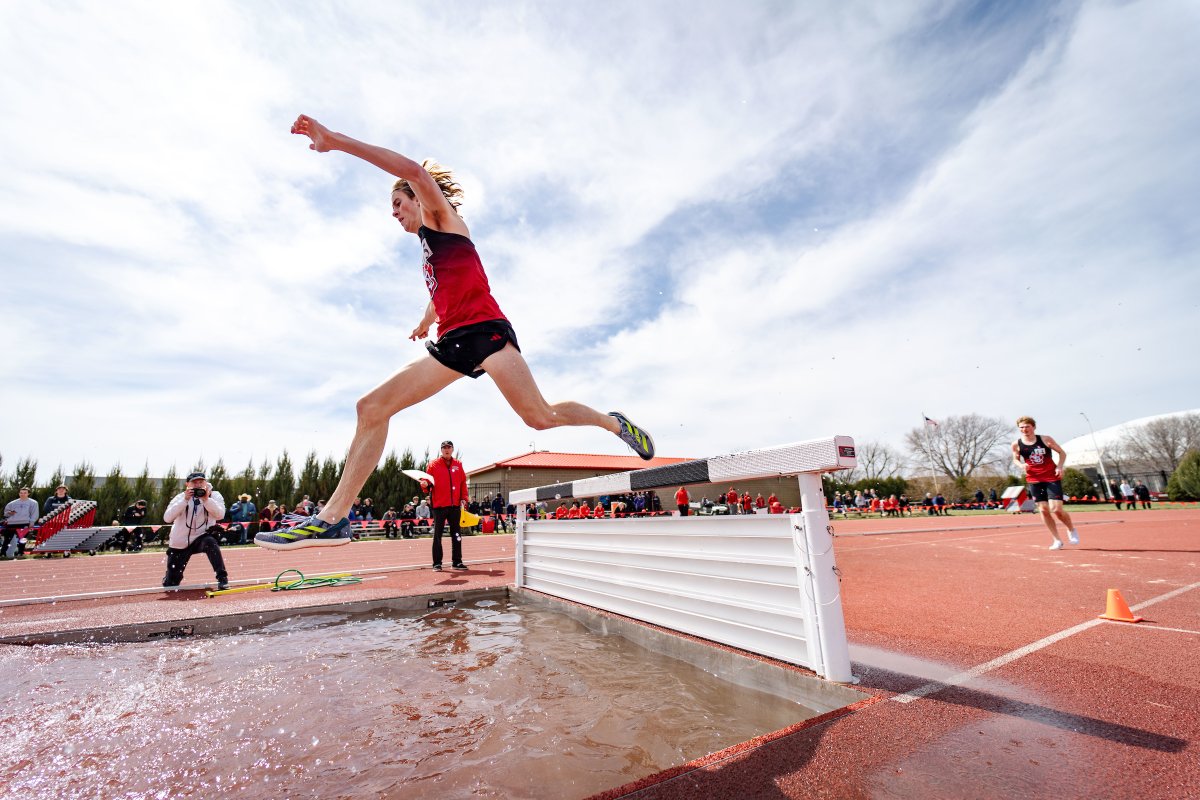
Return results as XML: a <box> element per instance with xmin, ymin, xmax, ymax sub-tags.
<box><xmin>1029</xmin><ymin>480</ymin><xmax>1064</xmax><ymax>503</ymax></box>
<box><xmin>426</xmin><ymin>319</ymin><xmax>520</xmax><ymax>379</ymax></box>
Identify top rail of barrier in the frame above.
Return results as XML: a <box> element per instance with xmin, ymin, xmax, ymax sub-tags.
<box><xmin>509</xmin><ymin>435</ymin><xmax>857</xmax><ymax>504</ymax></box>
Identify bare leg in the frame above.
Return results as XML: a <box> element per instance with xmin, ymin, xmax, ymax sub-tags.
<box><xmin>482</xmin><ymin>344</ymin><xmax>621</xmax><ymax>434</ymax></box>
<box><xmin>318</xmin><ymin>356</ymin><xmax>463</xmax><ymax>522</ymax></box>
<box><xmin>1038</xmin><ymin>502</ymin><xmax>1063</xmax><ymax>543</ymax></box>
<box><xmin>1050</xmin><ymin>501</ymin><xmax>1075</xmax><ymax>531</ymax></box>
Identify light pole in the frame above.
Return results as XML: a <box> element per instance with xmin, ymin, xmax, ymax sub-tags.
<box><xmin>1080</xmin><ymin>412</ymin><xmax>1112</xmax><ymax>500</ymax></box>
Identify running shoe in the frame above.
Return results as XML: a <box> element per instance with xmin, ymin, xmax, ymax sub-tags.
<box><xmin>1049</xmin><ymin>540</ymin><xmax>1064</xmax><ymax>551</ymax></box>
<box><xmin>1067</xmin><ymin>529</ymin><xmax>1080</xmax><ymax>545</ymax></box>
<box><xmin>254</xmin><ymin>516</ymin><xmax>352</xmax><ymax>550</ymax></box>
<box><xmin>609</xmin><ymin>411</ymin><xmax>655</xmax><ymax>460</ymax></box>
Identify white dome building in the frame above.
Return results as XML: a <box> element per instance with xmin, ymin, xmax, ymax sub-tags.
<box><xmin>1062</xmin><ymin>408</ymin><xmax>1200</xmax><ymax>493</ymax></box>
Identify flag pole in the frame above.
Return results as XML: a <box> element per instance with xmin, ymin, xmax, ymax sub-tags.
<box><xmin>923</xmin><ymin>414</ymin><xmax>941</xmax><ymax>494</ymax></box>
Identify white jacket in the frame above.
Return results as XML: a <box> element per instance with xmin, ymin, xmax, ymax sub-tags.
<box><xmin>163</xmin><ymin>490</ymin><xmax>227</xmax><ymax>549</ymax></box>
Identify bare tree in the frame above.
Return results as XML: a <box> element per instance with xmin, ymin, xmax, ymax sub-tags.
<box><xmin>1119</xmin><ymin>413</ymin><xmax>1200</xmax><ymax>475</ymax></box>
<box><xmin>905</xmin><ymin>414</ymin><xmax>1010</xmax><ymax>484</ymax></box>
<box><xmin>856</xmin><ymin>441</ymin><xmax>905</xmax><ymax>480</ymax></box>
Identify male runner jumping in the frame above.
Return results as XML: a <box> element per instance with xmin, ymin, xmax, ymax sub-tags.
<box><xmin>256</xmin><ymin>116</ymin><xmax>654</xmax><ymax>551</ymax></box>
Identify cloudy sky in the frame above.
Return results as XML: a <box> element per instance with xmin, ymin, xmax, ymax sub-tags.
<box><xmin>1</xmin><ymin>0</ymin><xmax>1197</xmax><ymax>483</ymax></box>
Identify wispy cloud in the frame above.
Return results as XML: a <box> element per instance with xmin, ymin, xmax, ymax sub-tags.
<box><xmin>1</xmin><ymin>0</ymin><xmax>1196</xmax><ymax>483</ymax></box>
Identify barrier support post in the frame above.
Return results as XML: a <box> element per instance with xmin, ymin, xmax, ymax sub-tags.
<box><xmin>797</xmin><ymin>473</ymin><xmax>852</xmax><ymax>682</ymax></box>
<box><xmin>515</xmin><ymin>502</ymin><xmax>527</xmax><ymax>587</ymax></box>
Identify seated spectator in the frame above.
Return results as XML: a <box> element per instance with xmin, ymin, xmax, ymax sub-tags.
<box><xmin>579</xmin><ymin>499</ymin><xmax>591</xmax><ymax>518</ymax></box>
<box><xmin>382</xmin><ymin>507</ymin><xmax>399</xmax><ymax>538</ymax></box>
<box><xmin>869</xmin><ymin>496</ymin><xmax>882</xmax><ymax>516</ymax></box>
<box><xmin>3</xmin><ymin>487</ymin><xmax>39</xmax><ymax>560</ymax></box>
<box><xmin>898</xmin><ymin>494</ymin><xmax>911</xmax><ymax>516</ymax></box>
<box><xmin>832</xmin><ymin>495</ymin><xmax>847</xmax><ymax>516</ymax></box>
<box><xmin>883</xmin><ymin>495</ymin><xmax>899</xmax><ymax>517</ymax></box>
<box><xmin>361</xmin><ymin>498</ymin><xmax>376</xmax><ymax>521</ymax></box>
<box><xmin>555</xmin><ymin>504</ymin><xmax>568</xmax><ymax>519</ymax></box>
<box><xmin>260</xmin><ymin>501</ymin><xmax>278</xmax><ymax>525</ymax></box>
<box><xmin>923</xmin><ymin>493</ymin><xmax>935</xmax><ymax>515</ymax></box>
<box><xmin>934</xmin><ymin>493</ymin><xmax>948</xmax><ymax>515</ymax></box>
<box><xmin>415</xmin><ymin>498</ymin><xmax>431</xmax><ymax>522</ymax></box>
<box><xmin>755</xmin><ymin>493</ymin><xmax>766</xmax><ymax>509</ymax></box>
<box><xmin>567</xmin><ymin>502</ymin><xmax>581</xmax><ymax>519</ymax></box>
<box><xmin>769</xmin><ymin>500</ymin><xmax>784</xmax><ymax>514</ymax></box>
<box><xmin>593</xmin><ymin>502</ymin><xmax>606</xmax><ymax>518</ymax></box>
<box><xmin>400</xmin><ymin>504</ymin><xmax>418</xmax><ymax>538</ymax></box>
<box><xmin>121</xmin><ymin>499</ymin><xmax>150</xmax><ymax>551</ymax></box>
<box><xmin>974</xmin><ymin>489</ymin><xmax>985</xmax><ymax>509</ymax></box>
<box><xmin>767</xmin><ymin>492</ymin><xmax>779</xmax><ymax>509</ymax></box>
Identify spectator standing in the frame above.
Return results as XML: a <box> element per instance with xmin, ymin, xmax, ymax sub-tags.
<box><xmin>755</xmin><ymin>493</ymin><xmax>766</xmax><ymax>510</ymax></box>
<box><xmin>3</xmin><ymin>487</ymin><xmax>39</xmax><ymax>560</ymax></box>
<box><xmin>974</xmin><ymin>489</ymin><xmax>985</xmax><ymax>508</ymax></box>
<box><xmin>1119</xmin><ymin>480</ymin><xmax>1136</xmax><ymax>510</ymax></box>
<box><xmin>43</xmin><ymin>484</ymin><xmax>71</xmax><ymax>517</ymax></box>
<box><xmin>1109</xmin><ymin>481</ymin><xmax>1123</xmax><ymax>510</ymax></box>
<box><xmin>741</xmin><ymin>492</ymin><xmax>753</xmax><ymax>514</ymax></box>
<box><xmin>1134</xmin><ymin>481</ymin><xmax>1152</xmax><ymax>509</ymax></box>
<box><xmin>989</xmin><ymin>488</ymin><xmax>998</xmax><ymax>505</ymax></box>
<box><xmin>490</xmin><ymin>493</ymin><xmax>507</xmax><ymax>532</ymax></box>
<box><xmin>419</xmin><ymin>440</ymin><xmax>469</xmax><ymax>571</ymax></box>
<box><xmin>726</xmin><ymin>487</ymin><xmax>739</xmax><ymax>514</ymax></box>
<box><xmin>674</xmin><ymin>486</ymin><xmax>690</xmax><ymax>517</ymax></box>
<box><xmin>162</xmin><ymin>471</ymin><xmax>229</xmax><ymax>591</ymax></box>
<box><xmin>229</xmin><ymin>493</ymin><xmax>257</xmax><ymax>545</ymax></box>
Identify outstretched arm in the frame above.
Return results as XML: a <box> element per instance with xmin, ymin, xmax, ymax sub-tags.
<box><xmin>291</xmin><ymin>114</ymin><xmax>466</xmax><ymax>235</ymax></box>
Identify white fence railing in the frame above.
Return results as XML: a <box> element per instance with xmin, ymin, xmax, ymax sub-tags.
<box><xmin>514</xmin><ymin>436</ymin><xmax>855</xmax><ymax>681</ymax></box>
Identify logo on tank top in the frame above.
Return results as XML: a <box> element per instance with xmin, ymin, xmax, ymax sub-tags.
<box><xmin>421</xmin><ymin>237</ymin><xmax>437</xmax><ymax>296</ymax></box>
<box><xmin>1028</xmin><ymin>448</ymin><xmax>1046</xmax><ymax>465</ymax></box>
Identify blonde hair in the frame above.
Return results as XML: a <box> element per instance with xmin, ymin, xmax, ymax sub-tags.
<box><xmin>392</xmin><ymin>159</ymin><xmax>463</xmax><ymax>209</ymax></box>
<box><xmin>1016</xmin><ymin>416</ymin><xmax>1036</xmax><ymax>427</ymax></box>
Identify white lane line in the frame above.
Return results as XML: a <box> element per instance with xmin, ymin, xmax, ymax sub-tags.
<box><xmin>892</xmin><ymin>579</ymin><xmax>1200</xmax><ymax>704</ymax></box>
<box><xmin>1111</xmin><ymin>623</ymin><xmax>1200</xmax><ymax>636</ymax></box>
<box><xmin>849</xmin><ymin>520</ymin><xmax>1125</xmax><ymax>552</ymax></box>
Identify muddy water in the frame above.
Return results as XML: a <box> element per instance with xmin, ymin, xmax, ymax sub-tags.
<box><xmin>0</xmin><ymin>597</ymin><xmax>818</xmax><ymax>799</ymax></box>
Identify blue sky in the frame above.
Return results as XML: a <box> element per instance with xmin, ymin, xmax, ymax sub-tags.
<box><xmin>1</xmin><ymin>0</ymin><xmax>1197</xmax><ymax>482</ymax></box>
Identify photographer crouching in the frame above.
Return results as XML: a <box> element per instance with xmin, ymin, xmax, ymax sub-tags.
<box><xmin>162</xmin><ymin>470</ymin><xmax>229</xmax><ymax>591</ymax></box>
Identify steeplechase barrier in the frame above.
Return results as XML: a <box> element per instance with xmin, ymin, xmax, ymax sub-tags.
<box><xmin>512</xmin><ymin>435</ymin><xmax>857</xmax><ymax>681</ymax></box>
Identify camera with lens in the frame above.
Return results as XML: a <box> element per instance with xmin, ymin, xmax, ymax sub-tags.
<box><xmin>191</xmin><ymin>487</ymin><xmax>208</xmax><ymax>498</ymax></box>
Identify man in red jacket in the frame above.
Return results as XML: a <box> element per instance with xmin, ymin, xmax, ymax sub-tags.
<box><xmin>420</xmin><ymin>440</ymin><xmax>469</xmax><ymax>571</ymax></box>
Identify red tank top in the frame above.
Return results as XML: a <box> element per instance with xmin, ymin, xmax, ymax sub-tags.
<box><xmin>1018</xmin><ymin>435</ymin><xmax>1058</xmax><ymax>482</ymax></box>
<box><xmin>419</xmin><ymin>226</ymin><xmax>507</xmax><ymax>337</ymax></box>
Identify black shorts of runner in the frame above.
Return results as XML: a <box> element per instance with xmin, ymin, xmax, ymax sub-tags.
<box><xmin>426</xmin><ymin>319</ymin><xmax>520</xmax><ymax>379</ymax></box>
<box><xmin>1029</xmin><ymin>481</ymin><xmax>1064</xmax><ymax>503</ymax></box>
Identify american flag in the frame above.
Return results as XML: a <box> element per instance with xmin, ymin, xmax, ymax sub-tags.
<box><xmin>923</xmin><ymin>415</ymin><xmax>939</xmax><ymax>428</ymax></box>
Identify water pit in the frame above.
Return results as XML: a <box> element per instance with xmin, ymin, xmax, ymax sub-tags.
<box><xmin>0</xmin><ymin>588</ymin><xmax>864</xmax><ymax>799</ymax></box>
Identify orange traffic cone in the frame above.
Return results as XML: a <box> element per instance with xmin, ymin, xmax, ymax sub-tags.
<box><xmin>1098</xmin><ymin>589</ymin><xmax>1143</xmax><ymax>623</ymax></box>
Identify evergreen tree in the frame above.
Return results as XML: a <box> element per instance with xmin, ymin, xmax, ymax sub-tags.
<box><xmin>297</xmin><ymin>451</ymin><xmax>320</xmax><ymax>504</ymax></box>
<box><xmin>256</xmin><ymin>459</ymin><xmax>274</xmax><ymax>503</ymax></box>
<box><xmin>208</xmin><ymin>459</ymin><xmax>233</xmax><ymax>519</ymax></box>
<box><xmin>1167</xmin><ymin>450</ymin><xmax>1200</xmax><ymax>501</ymax></box>
<box><xmin>131</xmin><ymin>464</ymin><xmax>157</xmax><ymax>521</ymax></box>
<box><xmin>70</xmin><ymin>461</ymin><xmax>96</xmax><ymax>501</ymax></box>
<box><xmin>96</xmin><ymin>463</ymin><xmax>133</xmax><ymax>524</ymax></box>
<box><xmin>235</xmin><ymin>459</ymin><xmax>257</xmax><ymax>503</ymax></box>
<box><xmin>267</xmin><ymin>451</ymin><xmax>295</xmax><ymax>509</ymax></box>
<box><xmin>5</xmin><ymin>456</ymin><xmax>38</xmax><ymax>496</ymax></box>
<box><xmin>42</xmin><ymin>466</ymin><xmax>66</xmax><ymax>504</ymax></box>
<box><xmin>157</xmin><ymin>465</ymin><xmax>181</xmax><ymax>516</ymax></box>
<box><xmin>317</xmin><ymin>456</ymin><xmax>341</xmax><ymax>503</ymax></box>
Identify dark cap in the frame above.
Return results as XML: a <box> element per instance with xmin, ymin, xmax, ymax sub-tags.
<box><xmin>440</xmin><ymin>440</ymin><xmax>454</xmax><ymax>448</ymax></box>
<box><xmin>185</xmin><ymin>471</ymin><xmax>206</xmax><ymax>482</ymax></box>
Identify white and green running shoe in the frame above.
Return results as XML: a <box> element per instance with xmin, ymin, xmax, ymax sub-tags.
<box><xmin>609</xmin><ymin>411</ymin><xmax>655</xmax><ymax>460</ymax></box>
<box><xmin>255</xmin><ymin>516</ymin><xmax>352</xmax><ymax>551</ymax></box>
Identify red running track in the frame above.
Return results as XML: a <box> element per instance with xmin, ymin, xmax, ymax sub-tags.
<box><xmin>2</xmin><ymin>512</ymin><xmax>1198</xmax><ymax>799</ymax></box>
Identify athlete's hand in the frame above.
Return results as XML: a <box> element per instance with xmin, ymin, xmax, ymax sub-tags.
<box><xmin>409</xmin><ymin>321</ymin><xmax>431</xmax><ymax>340</ymax></box>
<box><xmin>291</xmin><ymin>114</ymin><xmax>333</xmax><ymax>152</ymax></box>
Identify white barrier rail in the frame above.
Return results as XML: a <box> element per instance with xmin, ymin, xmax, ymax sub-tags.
<box><xmin>515</xmin><ymin>435</ymin><xmax>856</xmax><ymax>681</ymax></box>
